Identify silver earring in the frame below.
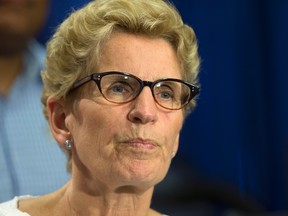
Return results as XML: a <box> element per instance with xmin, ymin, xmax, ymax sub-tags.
<box><xmin>64</xmin><ymin>140</ymin><xmax>73</xmax><ymax>150</ymax></box>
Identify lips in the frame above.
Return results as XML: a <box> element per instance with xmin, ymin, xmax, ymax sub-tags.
<box><xmin>122</xmin><ymin>138</ymin><xmax>158</xmax><ymax>150</ymax></box>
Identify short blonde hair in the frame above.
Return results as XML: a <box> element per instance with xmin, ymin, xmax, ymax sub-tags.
<box><xmin>41</xmin><ymin>0</ymin><xmax>200</xmax><ymax>172</ymax></box>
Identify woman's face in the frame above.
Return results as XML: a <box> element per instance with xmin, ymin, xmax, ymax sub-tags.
<box><xmin>66</xmin><ymin>32</ymin><xmax>184</xmax><ymax>190</ymax></box>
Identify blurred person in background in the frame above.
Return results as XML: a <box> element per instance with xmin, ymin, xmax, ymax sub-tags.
<box><xmin>0</xmin><ymin>0</ymin><xmax>69</xmax><ymax>202</ymax></box>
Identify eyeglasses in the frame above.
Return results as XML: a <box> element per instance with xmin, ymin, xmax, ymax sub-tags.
<box><xmin>70</xmin><ymin>71</ymin><xmax>200</xmax><ymax>110</ymax></box>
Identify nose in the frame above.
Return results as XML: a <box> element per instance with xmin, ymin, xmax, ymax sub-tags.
<box><xmin>128</xmin><ymin>87</ymin><xmax>158</xmax><ymax>124</ymax></box>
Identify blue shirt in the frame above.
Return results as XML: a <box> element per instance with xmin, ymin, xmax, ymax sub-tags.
<box><xmin>0</xmin><ymin>40</ymin><xmax>70</xmax><ymax>202</ymax></box>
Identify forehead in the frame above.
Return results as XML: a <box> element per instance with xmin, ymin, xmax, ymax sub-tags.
<box><xmin>96</xmin><ymin>32</ymin><xmax>182</xmax><ymax>80</ymax></box>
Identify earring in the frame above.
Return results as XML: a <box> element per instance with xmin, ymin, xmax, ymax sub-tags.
<box><xmin>64</xmin><ymin>140</ymin><xmax>73</xmax><ymax>150</ymax></box>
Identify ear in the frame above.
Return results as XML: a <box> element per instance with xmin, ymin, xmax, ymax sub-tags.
<box><xmin>47</xmin><ymin>96</ymin><xmax>71</xmax><ymax>149</ymax></box>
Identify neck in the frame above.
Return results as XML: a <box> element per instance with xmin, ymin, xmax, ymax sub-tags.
<box><xmin>60</xmin><ymin>180</ymin><xmax>156</xmax><ymax>216</ymax></box>
<box><xmin>0</xmin><ymin>53</ymin><xmax>23</xmax><ymax>96</ymax></box>
<box><xmin>18</xmin><ymin>177</ymin><xmax>161</xmax><ymax>216</ymax></box>
<box><xmin>51</xmin><ymin>181</ymin><xmax>158</xmax><ymax>216</ymax></box>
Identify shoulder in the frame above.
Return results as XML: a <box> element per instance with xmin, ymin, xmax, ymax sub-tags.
<box><xmin>0</xmin><ymin>196</ymin><xmax>32</xmax><ymax>216</ymax></box>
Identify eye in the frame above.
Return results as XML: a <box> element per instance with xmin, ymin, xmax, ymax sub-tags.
<box><xmin>107</xmin><ymin>81</ymin><xmax>133</xmax><ymax>95</ymax></box>
<box><xmin>111</xmin><ymin>84</ymin><xmax>124</xmax><ymax>93</ymax></box>
<box><xmin>159</xmin><ymin>89</ymin><xmax>174</xmax><ymax>100</ymax></box>
<box><xmin>154</xmin><ymin>83</ymin><xmax>175</xmax><ymax>101</ymax></box>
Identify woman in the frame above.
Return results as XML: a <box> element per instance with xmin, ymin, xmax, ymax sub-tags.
<box><xmin>0</xmin><ymin>0</ymin><xmax>200</xmax><ymax>215</ymax></box>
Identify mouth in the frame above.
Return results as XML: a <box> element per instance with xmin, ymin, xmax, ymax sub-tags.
<box><xmin>124</xmin><ymin>139</ymin><xmax>158</xmax><ymax>149</ymax></box>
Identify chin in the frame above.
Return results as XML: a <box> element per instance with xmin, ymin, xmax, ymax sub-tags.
<box><xmin>122</xmin><ymin>160</ymin><xmax>168</xmax><ymax>186</ymax></box>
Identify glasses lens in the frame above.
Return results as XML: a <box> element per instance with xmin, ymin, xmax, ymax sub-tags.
<box><xmin>153</xmin><ymin>80</ymin><xmax>191</xmax><ymax>109</ymax></box>
<box><xmin>100</xmin><ymin>74</ymin><xmax>140</xmax><ymax>103</ymax></box>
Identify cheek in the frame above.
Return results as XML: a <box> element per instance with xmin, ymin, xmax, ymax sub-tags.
<box><xmin>74</xmin><ymin>112</ymin><xmax>116</xmax><ymax>145</ymax></box>
<box><xmin>70</xmin><ymin>102</ymin><xmax>124</xmax><ymax>155</ymax></box>
<box><xmin>164</xmin><ymin>113</ymin><xmax>183</xmax><ymax>142</ymax></box>
<box><xmin>166</xmin><ymin>116</ymin><xmax>182</xmax><ymax>159</ymax></box>
<box><xmin>68</xmin><ymin>109</ymin><xmax>117</xmax><ymax>171</ymax></box>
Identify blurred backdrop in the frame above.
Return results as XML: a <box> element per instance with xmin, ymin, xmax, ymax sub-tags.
<box><xmin>37</xmin><ymin>0</ymin><xmax>288</xmax><ymax>213</ymax></box>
